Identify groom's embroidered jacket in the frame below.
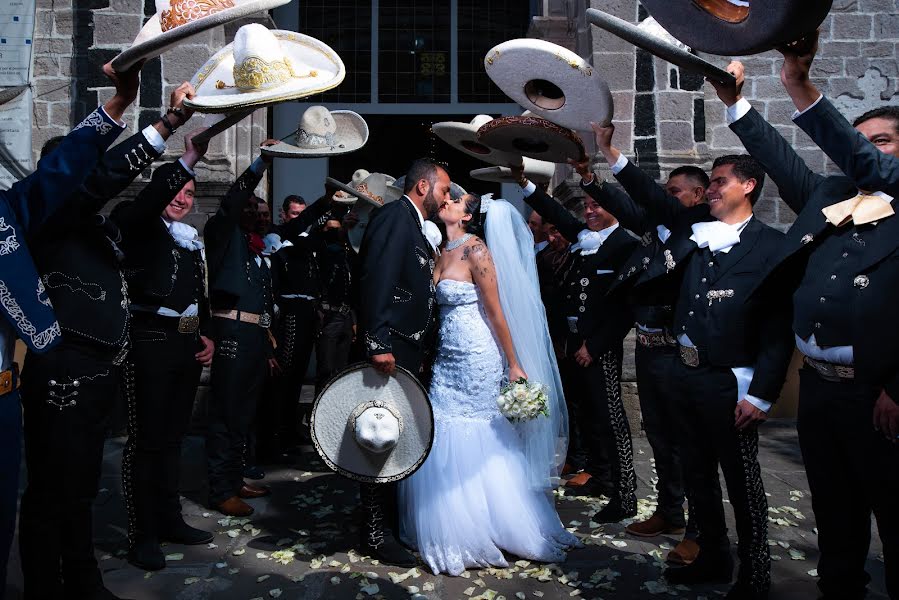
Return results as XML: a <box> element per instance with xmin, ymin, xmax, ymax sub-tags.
<box><xmin>359</xmin><ymin>196</ymin><xmax>436</xmax><ymax>361</ymax></box>
<box><xmin>524</xmin><ymin>187</ymin><xmax>639</xmax><ymax>358</ymax></box>
<box><xmin>0</xmin><ymin>107</ymin><xmax>125</xmax><ymax>353</ymax></box>
<box><xmin>731</xmin><ymin>97</ymin><xmax>899</xmax><ymax>397</ymax></box>
<box><xmin>615</xmin><ymin>161</ymin><xmax>794</xmax><ymax>403</ymax></box>
<box><xmin>29</xmin><ymin>126</ymin><xmax>186</xmax><ymax>355</ymax></box>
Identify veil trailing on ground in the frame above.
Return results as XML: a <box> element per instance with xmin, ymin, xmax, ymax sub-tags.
<box><xmin>484</xmin><ymin>199</ymin><xmax>569</xmax><ymax>490</ymax></box>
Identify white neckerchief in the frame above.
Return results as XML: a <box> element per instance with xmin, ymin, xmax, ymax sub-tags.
<box><xmin>689</xmin><ymin>215</ymin><xmax>751</xmax><ymax>254</ymax></box>
<box><xmin>163</xmin><ymin>218</ymin><xmax>204</xmax><ymax>252</ymax></box>
<box><xmin>422</xmin><ymin>220</ymin><xmax>442</xmax><ymax>252</ymax></box>
<box><xmin>571</xmin><ymin>223</ymin><xmax>620</xmax><ymax>256</ymax></box>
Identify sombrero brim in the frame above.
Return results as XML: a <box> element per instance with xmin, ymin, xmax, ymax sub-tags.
<box><xmin>477</xmin><ymin>115</ymin><xmax>586</xmax><ymax>164</ymax></box>
<box><xmin>183</xmin><ymin>30</ymin><xmax>345</xmax><ymax>113</ymax></box>
<box><xmin>111</xmin><ymin>0</ymin><xmax>290</xmax><ymax>72</ymax></box>
<box><xmin>325</xmin><ymin>177</ymin><xmax>403</xmax><ymax>209</ymax></box>
<box><xmin>310</xmin><ymin>363</ymin><xmax>434</xmax><ymax>484</ymax></box>
<box><xmin>432</xmin><ymin>121</ymin><xmax>524</xmax><ymax>167</ymax></box>
<box><xmin>261</xmin><ymin>111</ymin><xmax>370</xmax><ymax>158</ymax></box>
<box><xmin>470</xmin><ymin>157</ymin><xmax>555</xmax><ymax>184</ymax></box>
<box><xmin>586</xmin><ymin>9</ymin><xmax>735</xmax><ymax>85</ymax></box>
<box><xmin>484</xmin><ymin>38</ymin><xmax>613</xmax><ymax>131</ymax></box>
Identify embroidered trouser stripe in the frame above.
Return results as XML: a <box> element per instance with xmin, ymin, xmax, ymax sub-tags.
<box><xmin>735</xmin><ymin>428</ymin><xmax>770</xmax><ymax>592</ymax></box>
<box><xmin>122</xmin><ymin>358</ymin><xmax>139</xmax><ymax>549</ymax></box>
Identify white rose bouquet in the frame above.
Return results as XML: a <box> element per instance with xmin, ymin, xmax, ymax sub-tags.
<box><xmin>496</xmin><ymin>378</ymin><xmax>549</xmax><ymax>422</ymax></box>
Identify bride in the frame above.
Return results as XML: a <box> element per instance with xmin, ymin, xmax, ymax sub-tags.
<box><xmin>398</xmin><ymin>193</ymin><xmax>579</xmax><ymax>576</ymax></box>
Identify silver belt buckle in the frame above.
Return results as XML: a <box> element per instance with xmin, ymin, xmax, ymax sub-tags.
<box><xmin>566</xmin><ymin>316</ymin><xmax>579</xmax><ymax>334</ymax></box>
<box><xmin>679</xmin><ymin>344</ymin><xmax>699</xmax><ymax>367</ymax></box>
<box><xmin>258</xmin><ymin>312</ymin><xmax>272</xmax><ymax>328</ymax></box>
<box><xmin>177</xmin><ymin>315</ymin><xmax>199</xmax><ymax>334</ymax></box>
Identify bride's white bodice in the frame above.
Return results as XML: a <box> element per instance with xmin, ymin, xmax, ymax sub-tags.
<box><xmin>429</xmin><ymin>279</ymin><xmax>503</xmax><ymax>421</ymax></box>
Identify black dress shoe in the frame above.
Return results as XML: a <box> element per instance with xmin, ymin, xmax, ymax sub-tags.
<box><xmin>592</xmin><ymin>494</ymin><xmax>638</xmax><ymax>524</ymax></box>
<box><xmin>361</xmin><ymin>536</ymin><xmax>418</xmax><ymax>567</ymax></box>
<box><xmin>160</xmin><ymin>519</ymin><xmax>214</xmax><ymax>545</ymax></box>
<box><xmin>665</xmin><ymin>551</ymin><xmax>734</xmax><ymax>585</ymax></box>
<box><xmin>127</xmin><ymin>539</ymin><xmax>166</xmax><ymax>571</ymax></box>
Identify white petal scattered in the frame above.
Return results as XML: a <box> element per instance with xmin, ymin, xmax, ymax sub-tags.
<box><xmin>164</xmin><ymin>553</ymin><xmax>184</xmax><ymax>561</ymax></box>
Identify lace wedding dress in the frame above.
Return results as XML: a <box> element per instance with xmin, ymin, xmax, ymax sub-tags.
<box><xmin>398</xmin><ymin>279</ymin><xmax>579</xmax><ymax>576</ymax></box>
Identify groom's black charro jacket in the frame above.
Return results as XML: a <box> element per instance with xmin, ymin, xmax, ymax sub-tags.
<box><xmin>359</xmin><ymin>196</ymin><xmax>436</xmax><ymax>371</ymax></box>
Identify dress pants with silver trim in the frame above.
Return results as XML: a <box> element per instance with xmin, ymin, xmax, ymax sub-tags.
<box><xmin>19</xmin><ymin>342</ymin><xmax>119</xmax><ymax>598</ymax></box>
<box><xmin>206</xmin><ymin>318</ymin><xmax>267</xmax><ymax>506</ymax></box>
<box><xmin>670</xmin><ymin>360</ymin><xmax>770</xmax><ymax>593</ymax></box>
<box><xmin>797</xmin><ymin>367</ymin><xmax>898</xmax><ymax>600</ymax></box>
<box><xmin>122</xmin><ymin>316</ymin><xmax>202</xmax><ymax>550</ymax></box>
<box><xmin>270</xmin><ymin>299</ymin><xmax>317</xmax><ymax>448</ymax></box>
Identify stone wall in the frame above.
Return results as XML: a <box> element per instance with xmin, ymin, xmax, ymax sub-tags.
<box><xmin>30</xmin><ymin>0</ymin><xmax>270</xmax><ymax>230</ymax></box>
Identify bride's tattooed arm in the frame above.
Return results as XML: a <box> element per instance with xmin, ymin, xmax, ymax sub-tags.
<box><xmin>467</xmin><ymin>239</ymin><xmax>527</xmax><ymax>381</ymax></box>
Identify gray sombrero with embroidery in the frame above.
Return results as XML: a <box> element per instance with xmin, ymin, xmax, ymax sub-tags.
<box><xmin>261</xmin><ymin>106</ymin><xmax>369</xmax><ymax>158</ymax></box>
<box><xmin>310</xmin><ymin>363</ymin><xmax>434</xmax><ymax>484</ymax></box>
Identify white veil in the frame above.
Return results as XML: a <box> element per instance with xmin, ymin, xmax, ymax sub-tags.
<box><xmin>484</xmin><ymin>198</ymin><xmax>569</xmax><ymax>490</ymax></box>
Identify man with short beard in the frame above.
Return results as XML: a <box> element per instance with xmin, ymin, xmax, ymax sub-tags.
<box><xmin>358</xmin><ymin>158</ymin><xmax>449</xmax><ymax>564</ymax></box>
<box><xmin>109</xmin><ymin>131</ymin><xmax>214</xmax><ymax>572</ymax></box>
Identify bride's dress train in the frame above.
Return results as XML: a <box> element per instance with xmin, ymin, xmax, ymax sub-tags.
<box><xmin>398</xmin><ymin>279</ymin><xmax>579</xmax><ymax>576</ymax></box>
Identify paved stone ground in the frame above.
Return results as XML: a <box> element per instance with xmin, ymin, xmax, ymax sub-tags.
<box><xmin>6</xmin><ymin>420</ymin><xmax>888</xmax><ymax>600</ymax></box>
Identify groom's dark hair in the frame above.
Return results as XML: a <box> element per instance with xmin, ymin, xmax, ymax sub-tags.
<box><xmin>403</xmin><ymin>159</ymin><xmax>445</xmax><ymax>194</ymax></box>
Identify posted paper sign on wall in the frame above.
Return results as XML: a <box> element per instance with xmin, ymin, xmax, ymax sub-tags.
<box><xmin>0</xmin><ymin>0</ymin><xmax>36</xmax><ymax>86</ymax></box>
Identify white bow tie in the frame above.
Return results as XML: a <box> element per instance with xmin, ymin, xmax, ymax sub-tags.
<box><xmin>690</xmin><ymin>220</ymin><xmax>744</xmax><ymax>254</ymax></box>
<box><xmin>571</xmin><ymin>229</ymin><xmax>604</xmax><ymax>256</ymax></box>
<box><xmin>167</xmin><ymin>220</ymin><xmax>204</xmax><ymax>251</ymax></box>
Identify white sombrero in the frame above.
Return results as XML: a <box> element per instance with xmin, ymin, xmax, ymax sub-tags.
<box><xmin>327</xmin><ymin>172</ymin><xmax>402</xmax><ymax>252</ymax></box>
<box><xmin>484</xmin><ymin>38</ymin><xmax>613</xmax><ymax>132</ymax></box>
<box><xmin>111</xmin><ymin>0</ymin><xmax>290</xmax><ymax>72</ymax></box>
<box><xmin>432</xmin><ymin>115</ymin><xmax>524</xmax><ymax>167</ymax></box>
<box><xmin>310</xmin><ymin>363</ymin><xmax>434</xmax><ymax>484</ymax></box>
<box><xmin>477</xmin><ymin>115</ymin><xmax>586</xmax><ymax>164</ymax></box>
<box><xmin>261</xmin><ymin>106</ymin><xmax>369</xmax><ymax>158</ymax></box>
<box><xmin>184</xmin><ymin>24</ymin><xmax>345</xmax><ymax>113</ymax></box>
<box><xmin>586</xmin><ymin>10</ymin><xmax>734</xmax><ymax>85</ymax></box>
<box><xmin>471</xmin><ymin>157</ymin><xmax>555</xmax><ymax>184</ymax></box>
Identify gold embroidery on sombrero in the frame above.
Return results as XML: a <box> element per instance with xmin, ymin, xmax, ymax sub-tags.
<box><xmin>216</xmin><ymin>56</ymin><xmax>318</xmax><ymax>91</ymax></box>
<box><xmin>159</xmin><ymin>0</ymin><xmax>235</xmax><ymax>32</ymax></box>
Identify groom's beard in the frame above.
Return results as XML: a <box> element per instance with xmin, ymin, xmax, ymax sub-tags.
<box><xmin>422</xmin><ymin>189</ymin><xmax>440</xmax><ymax>220</ymax></box>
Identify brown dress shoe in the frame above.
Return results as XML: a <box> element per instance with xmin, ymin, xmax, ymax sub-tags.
<box><xmin>667</xmin><ymin>538</ymin><xmax>700</xmax><ymax>565</ymax></box>
<box><xmin>626</xmin><ymin>513</ymin><xmax>687</xmax><ymax>537</ymax></box>
<box><xmin>238</xmin><ymin>482</ymin><xmax>271</xmax><ymax>499</ymax></box>
<box><xmin>216</xmin><ymin>496</ymin><xmax>254</xmax><ymax>517</ymax></box>
<box><xmin>564</xmin><ymin>472</ymin><xmax>593</xmax><ymax>487</ymax></box>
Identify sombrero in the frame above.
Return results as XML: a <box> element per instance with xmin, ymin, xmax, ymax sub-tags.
<box><xmin>432</xmin><ymin>115</ymin><xmax>524</xmax><ymax>167</ymax></box>
<box><xmin>328</xmin><ymin>172</ymin><xmax>402</xmax><ymax>252</ymax></box>
<box><xmin>310</xmin><ymin>363</ymin><xmax>434</xmax><ymax>484</ymax></box>
<box><xmin>640</xmin><ymin>0</ymin><xmax>834</xmax><ymax>56</ymax></box>
<box><xmin>477</xmin><ymin>115</ymin><xmax>586</xmax><ymax>164</ymax></box>
<box><xmin>484</xmin><ymin>38</ymin><xmax>613</xmax><ymax>132</ymax></box>
<box><xmin>586</xmin><ymin>10</ymin><xmax>735</xmax><ymax>85</ymax></box>
<box><xmin>183</xmin><ymin>24</ymin><xmax>345</xmax><ymax>113</ymax></box>
<box><xmin>470</xmin><ymin>157</ymin><xmax>555</xmax><ymax>184</ymax></box>
<box><xmin>261</xmin><ymin>106</ymin><xmax>369</xmax><ymax>158</ymax></box>
<box><xmin>111</xmin><ymin>0</ymin><xmax>290</xmax><ymax>72</ymax></box>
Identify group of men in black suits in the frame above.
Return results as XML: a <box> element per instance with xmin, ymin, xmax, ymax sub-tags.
<box><xmin>514</xmin><ymin>36</ymin><xmax>897</xmax><ymax>600</ymax></box>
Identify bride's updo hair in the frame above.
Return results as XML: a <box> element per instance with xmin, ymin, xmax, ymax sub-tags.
<box><xmin>461</xmin><ymin>193</ymin><xmax>485</xmax><ymax>238</ymax></box>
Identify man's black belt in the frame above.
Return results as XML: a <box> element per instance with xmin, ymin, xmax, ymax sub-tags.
<box><xmin>636</xmin><ymin>328</ymin><xmax>676</xmax><ymax>349</ymax></box>
<box><xmin>802</xmin><ymin>354</ymin><xmax>855</xmax><ymax>382</ymax></box>
<box><xmin>320</xmin><ymin>302</ymin><xmax>352</xmax><ymax>315</ymax></box>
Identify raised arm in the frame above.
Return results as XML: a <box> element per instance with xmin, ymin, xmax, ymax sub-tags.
<box><xmin>591</xmin><ymin>122</ymin><xmax>689</xmax><ymax>228</ymax></box>
<box><xmin>569</xmin><ymin>155</ymin><xmax>650</xmax><ymax>232</ymax></box>
<box><xmin>467</xmin><ymin>239</ymin><xmax>527</xmax><ymax>382</ymax></box>
<box><xmin>709</xmin><ymin>61</ymin><xmax>826</xmax><ymax>215</ymax></box>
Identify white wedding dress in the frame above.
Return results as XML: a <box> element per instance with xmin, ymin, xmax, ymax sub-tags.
<box><xmin>398</xmin><ymin>278</ymin><xmax>579</xmax><ymax>576</ymax></box>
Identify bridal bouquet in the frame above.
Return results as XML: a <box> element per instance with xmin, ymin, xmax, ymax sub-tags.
<box><xmin>497</xmin><ymin>378</ymin><xmax>549</xmax><ymax>422</ymax></box>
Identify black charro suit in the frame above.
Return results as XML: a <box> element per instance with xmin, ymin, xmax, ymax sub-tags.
<box><xmin>613</xmin><ymin>158</ymin><xmax>793</xmax><ymax>595</ymax></box>
<box><xmin>357</xmin><ymin>195</ymin><xmax>436</xmax><ymax>564</ymax></box>
<box><xmin>523</xmin><ymin>185</ymin><xmax>640</xmax><ymax>514</ymax></box>
<box><xmin>110</xmin><ymin>160</ymin><xmax>211</xmax><ymax>562</ymax></box>
<box><xmin>580</xmin><ymin>175</ymin><xmax>690</xmax><ymax>531</ymax></box>
<box><xmin>359</xmin><ymin>196</ymin><xmax>436</xmax><ymax>373</ymax></box>
<box><xmin>730</xmin><ymin>98</ymin><xmax>899</xmax><ymax>600</ymax></box>
<box><xmin>19</xmin><ymin>128</ymin><xmax>176</xmax><ymax>598</ymax></box>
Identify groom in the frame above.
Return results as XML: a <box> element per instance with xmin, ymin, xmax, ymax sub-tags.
<box><xmin>358</xmin><ymin>158</ymin><xmax>451</xmax><ymax>564</ymax></box>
